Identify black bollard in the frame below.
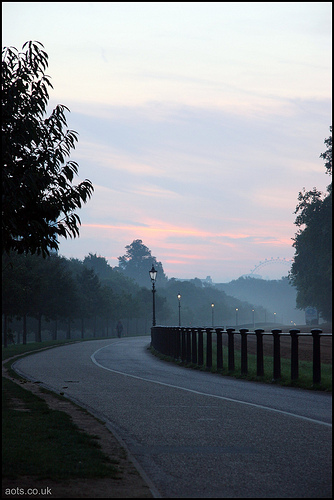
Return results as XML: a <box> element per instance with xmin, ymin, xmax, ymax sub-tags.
<box><xmin>192</xmin><ymin>328</ymin><xmax>197</xmax><ymax>364</ymax></box>
<box><xmin>227</xmin><ymin>328</ymin><xmax>235</xmax><ymax>371</ymax></box>
<box><xmin>216</xmin><ymin>328</ymin><xmax>224</xmax><ymax>371</ymax></box>
<box><xmin>255</xmin><ymin>329</ymin><xmax>264</xmax><ymax>376</ymax></box>
<box><xmin>176</xmin><ymin>327</ymin><xmax>181</xmax><ymax>360</ymax></box>
<box><xmin>272</xmin><ymin>329</ymin><xmax>282</xmax><ymax>380</ymax></box>
<box><xmin>206</xmin><ymin>328</ymin><xmax>212</xmax><ymax>369</ymax></box>
<box><xmin>186</xmin><ymin>328</ymin><xmax>192</xmax><ymax>363</ymax></box>
<box><xmin>181</xmin><ymin>328</ymin><xmax>186</xmax><ymax>362</ymax></box>
<box><xmin>290</xmin><ymin>329</ymin><xmax>300</xmax><ymax>380</ymax></box>
<box><xmin>240</xmin><ymin>329</ymin><xmax>249</xmax><ymax>375</ymax></box>
<box><xmin>311</xmin><ymin>329</ymin><xmax>322</xmax><ymax>384</ymax></box>
<box><xmin>198</xmin><ymin>328</ymin><xmax>204</xmax><ymax>366</ymax></box>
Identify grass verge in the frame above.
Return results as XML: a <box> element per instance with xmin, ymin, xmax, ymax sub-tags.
<box><xmin>2</xmin><ymin>339</ymin><xmax>119</xmax><ymax>481</ymax></box>
<box><xmin>149</xmin><ymin>345</ymin><xmax>332</xmax><ymax>392</ymax></box>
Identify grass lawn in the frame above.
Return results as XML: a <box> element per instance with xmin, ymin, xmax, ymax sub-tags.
<box><xmin>2</xmin><ymin>340</ymin><xmax>119</xmax><ymax>481</ymax></box>
<box><xmin>150</xmin><ymin>343</ymin><xmax>332</xmax><ymax>392</ymax></box>
<box><xmin>209</xmin><ymin>345</ymin><xmax>332</xmax><ymax>391</ymax></box>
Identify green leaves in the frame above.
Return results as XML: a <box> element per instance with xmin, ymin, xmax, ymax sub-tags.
<box><xmin>320</xmin><ymin>125</ymin><xmax>332</xmax><ymax>177</ymax></box>
<box><xmin>290</xmin><ymin>127</ymin><xmax>332</xmax><ymax>321</ymax></box>
<box><xmin>118</xmin><ymin>239</ymin><xmax>168</xmax><ymax>287</ymax></box>
<box><xmin>2</xmin><ymin>41</ymin><xmax>94</xmax><ymax>257</ymax></box>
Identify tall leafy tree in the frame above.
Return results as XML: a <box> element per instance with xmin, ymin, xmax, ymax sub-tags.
<box><xmin>76</xmin><ymin>267</ymin><xmax>104</xmax><ymax>337</ymax></box>
<box><xmin>289</xmin><ymin>127</ymin><xmax>332</xmax><ymax>321</ymax></box>
<box><xmin>31</xmin><ymin>254</ymin><xmax>78</xmax><ymax>341</ymax></box>
<box><xmin>83</xmin><ymin>253</ymin><xmax>112</xmax><ymax>279</ymax></box>
<box><xmin>2</xmin><ymin>41</ymin><xmax>94</xmax><ymax>257</ymax></box>
<box><xmin>2</xmin><ymin>252</ymin><xmax>79</xmax><ymax>343</ymax></box>
<box><xmin>118</xmin><ymin>239</ymin><xmax>168</xmax><ymax>287</ymax></box>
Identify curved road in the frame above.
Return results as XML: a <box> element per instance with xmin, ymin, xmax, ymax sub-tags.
<box><xmin>14</xmin><ymin>336</ymin><xmax>332</xmax><ymax>498</ymax></box>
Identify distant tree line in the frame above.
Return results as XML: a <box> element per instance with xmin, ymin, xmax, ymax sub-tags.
<box><xmin>2</xmin><ymin>247</ymin><xmax>271</xmax><ymax>346</ymax></box>
<box><xmin>1</xmin><ymin>250</ymin><xmax>167</xmax><ymax>346</ymax></box>
<box><xmin>216</xmin><ymin>276</ymin><xmax>305</xmax><ymax>325</ymax></box>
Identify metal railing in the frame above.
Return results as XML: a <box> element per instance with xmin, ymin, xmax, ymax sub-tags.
<box><xmin>151</xmin><ymin>326</ymin><xmax>332</xmax><ymax>385</ymax></box>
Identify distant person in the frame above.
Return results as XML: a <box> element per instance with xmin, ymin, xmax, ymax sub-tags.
<box><xmin>116</xmin><ymin>320</ymin><xmax>123</xmax><ymax>338</ymax></box>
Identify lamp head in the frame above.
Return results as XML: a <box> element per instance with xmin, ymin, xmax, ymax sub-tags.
<box><xmin>149</xmin><ymin>264</ymin><xmax>157</xmax><ymax>282</ymax></box>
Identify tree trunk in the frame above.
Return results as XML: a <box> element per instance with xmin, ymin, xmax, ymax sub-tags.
<box><xmin>67</xmin><ymin>318</ymin><xmax>71</xmax><ymax>339</ymax></box>
<box><xmin>23</xmin><ymin>314</ymin><xmax>27</xmax><ymax>345</ymax></box>
<box><xmin>36</xmin><ymin>313</ymin><xmax>42</xmax><ymax>342</ymax></box>
<box><xmin>3</xmin><ymin>314</ymin><xmax>8</xmax><ymax>348</ymax></box>
<box><xmin>53</xmin><ymin>319</ymin><xmax>58</xmax><ymax>341</ymax></box>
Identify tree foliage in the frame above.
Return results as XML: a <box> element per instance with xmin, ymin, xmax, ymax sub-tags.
<box><xmin>118</xmin><ymin>239</ymin><xmax>168</xmax><ymax>287</ymax></box>
<box><xmin>2</xmin><ymin>41</ymin><xmax>94</xmax><ymax>256</ymax></box>
<box><xmin>3</xmin><ymin>246</ymin><xmax>297</xmax><ymax>346</ymax></box>
<box><xmin>2</xmin><ymin>251</ymin><xmax>78</xmax><ymax>344</ymax></box>
<box><xmin>289</xmin><ymin>127</ymin><xmax>332</xmax><ymax>321</ymax></box>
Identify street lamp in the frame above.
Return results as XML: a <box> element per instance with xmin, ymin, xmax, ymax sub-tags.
<box><xmin>177</xmin><ymin>293</ymin><xmax>181</xmax><ymax>326</ymax></box>
<box><xmin>211</xmin><ymin>303</ymin><xmax>214</xmax><ymax>327</ymax></box>
<box><xmin>235</xmin><ymin>308</ymin><xmax>239</xmax><ymax>327</ymax></box>
<box><xmin>149</xmin><ymin>264</ymin><xmax>157</xmax><ymax>326</ymax></box>
<box><xmin>274</xmin><ymin>312</ymin><xmax>277</xmax><ymax>323</ymax></box>
<box><xmin>252</xmin><ymin>309</ymin><xmax>255</xmax><ymax>330</ymax></box>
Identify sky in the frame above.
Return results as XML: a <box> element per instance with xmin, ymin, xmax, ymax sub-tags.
<box><xmin>2</xmin><ymin>2</ymin><xmax>332</xmax><ymax>283</ymax></box>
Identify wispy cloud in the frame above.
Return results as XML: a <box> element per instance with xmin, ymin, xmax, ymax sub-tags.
<box><xmin>65</xmin><ymin>92</ymin><xmax>330</xmax><ymax>281</ymax></box>
<box><xmin>3</xmin><ymin>2</ymin><xmax>330</xmax><ymax>281</ymax></box>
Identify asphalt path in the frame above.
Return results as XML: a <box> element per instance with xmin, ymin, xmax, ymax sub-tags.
<box><xmin>14</xmin><ymin>336</ymin><xmax>332</xmax><ymax>498</ymax></box>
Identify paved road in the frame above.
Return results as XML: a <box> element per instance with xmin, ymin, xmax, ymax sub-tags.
<box><xmin>14</xmin><ymin>336</ymin><xmax>332</xmax><ymax>498</ymax></box>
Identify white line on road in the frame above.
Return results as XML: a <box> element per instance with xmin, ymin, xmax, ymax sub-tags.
<box><xmin>91</xmin><ymin>344</ymin><xmax>332</xmax><ymax>428</ymax></box>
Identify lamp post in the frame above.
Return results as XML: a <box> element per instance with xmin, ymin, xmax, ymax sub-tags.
<box><xmin>252</xmin><ymin>309</ymin><xmax>255</xmax><ymax>330</ymax></box>
<box><xmin>177</xmin><ymin>293</ymin><xmax>181</xmax><ymax>326</ymax></box>
<box><xmin>274</xmin><ymin>312</ymin><xmax>277</xmax><ymax>323</ymax></box>
<box><xmin>149</xmin><ymin>264</ymin><xmax>157</xmax><ymax>326</ymax></box>
<box><xmin>235</xmin><ymin>308</ymin><xmax>239</xmax><ymax>327</ymax></box>
<box><xmin>211</xmin><ymin>303</ymin><xmax>214</xmax><ymax>327</ymax></box>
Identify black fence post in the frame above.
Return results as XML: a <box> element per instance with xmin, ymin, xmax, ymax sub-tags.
<box><xmin>192</xmin><ymin>328</ymin><xmax>197</xmax><ymax>364</ymax></box>
<box><xmin>198</xmin><ymin>328</ymin><xmax>204</xmax><ymax>366</ymax></box>
<box><xmin>172</xmin><ymin>327</ymin><xmax>178</xmax><ymax>359</ymax></box>
<box><xmin>181</xmin><ymin>327</ymin><xmax>186</xmax><ymax>362</ymax></box>
<box><xmin>255</xmin><ymin>329</ymin><xmax>264</xmax><ymax>376</ymax></box>
<box><xmin>163</xmin><ymin>326</ymin><xmax>168</xmax><ymax>355</ymax></box>
<box><xmin>216</xmin><ymin>328</ymin><xmax>224</xmax><ymax>371</ymax></box>
<box><xmin>167</xmin><ymin>327</ymin><xmax>172</xmax><ymax>357</ymax></box>
<box><xmin>240</xmin><ymin>329</ymin><xmax>249</xmax><ymax>374</ymax></box>
<box><xmin>150</xmin><ymin>326</ymin><xmax>155</xmax><ymax>349</ymax></box>
<box><xmin>290</xmin><ymin>329</ymin><xmax>300</xmax><ymax>381</ymax></box>
<box><xmin>227</xmin><ymin>328</ymin><xmax>235</xmax><ymax>371</ymax></box>
<box><xmin>176</xmin><ymin>327</ymin><xmax>181</xmax><ymax>360</ymax></box>
<box><xmin>272</xmin><ymin>329</ymin><xmax>282</xmax><ymax>380</ymax></box>
<box><xmin>186</xmin><ymin>328</ymin><xmax>192</xmax><ymax>363</ymax></box>
<box><xmin>206</xmin><ymin>327</ymin><xmax>212</xmax><ymax>370</ymax></box>
<box><xmin>311</xmin><ymin>328</ymin><xmax>322</xmax><ymax>384</ymax></box>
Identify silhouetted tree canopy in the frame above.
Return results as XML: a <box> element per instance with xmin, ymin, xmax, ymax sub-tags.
<box><xmin>289</xmin><ymin>127</ymin><xmax>332</xmax><ymax>321</ymax></box>
<box><xmin>2</xmin><ymin>41</ymin><xmax>94</xmax><ymax>257</ymax></box>
<box><xmin>118</xmin><ymin>239</ymin><xmax>168</xmax><ymax>287</ymax></box>
<box><xmin>3</xmin><ymin>248</ymin><xmax>303</xmax><ymax>347</ymax></box>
